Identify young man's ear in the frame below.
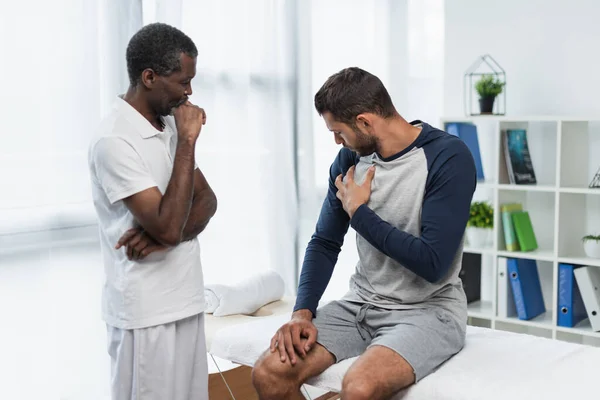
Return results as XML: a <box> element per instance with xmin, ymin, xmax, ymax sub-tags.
<box><xmin>356</xmin><ymin>114</ymin><xmax>372</xmax><ymax>130</ymax></box>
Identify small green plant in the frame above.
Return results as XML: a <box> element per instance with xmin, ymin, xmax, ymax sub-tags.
<box><xmin>467</xmin><ymin>201</ymin><xmax>494</xmax><ymax>229</ymax></box>
<box><xmin>475</xmin><ymin>74</ymin><xmax>505</xmax><ymax>99</ymax></box>
<box><xmin>582</xmin><ymin>234</ymin><xmax>600</xmax><ymax>242</ymax></box>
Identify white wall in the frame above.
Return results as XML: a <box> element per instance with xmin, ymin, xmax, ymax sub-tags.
<box><xmin>444</xmin><ymin>0</ymin><xmax>600</xmax><ymax>117</ymax></box>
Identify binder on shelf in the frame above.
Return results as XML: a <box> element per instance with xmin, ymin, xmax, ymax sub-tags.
<box><xmin>500</xmin><ymin>203</ymin><xmax>523</xmax><ymax>251</ymax></box>
<box><xmin>573</xmin><ymin>266</ymin><xmax>600</xmax><ymax>332</ymax></box>
<box><xmin>497</xmin><ymin>257</ymin><xmax>517</xmax><ymax>318</ymax></box>
<box><xmin>507</xmin><ymin>258</ymin><xmax>546</xmax><ymax>320</ymax></box>
<box><xmin>460</xmin><ymin>252</ymin><xmax>482</xmax><ymax>304</ymax></box>
<box><xmin>557</xmin><ymin>263</ymin><xmax>588</xmax><ymax>328</ymax></box>
<box><xmin>446</xmin><ymin>122</ymin><xmax>485</xmax><ymax>181</ymax></box>
<box><xmin>511</xmin><ymin>211</ymin><xmax>538</xmax><ymax>251</ymax></box>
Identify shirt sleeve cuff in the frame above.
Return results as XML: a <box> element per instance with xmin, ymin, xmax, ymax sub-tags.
<box><xmin>293</xmin><ymin>296</ymin><xmax>318</xmax><ymax>318</ymax></box>
<box><xmin>106</xmin><ymin>180</ymin><xmax>158</xmax><ymax>204</ymax></box>
<box><xmin>350</xmin><ymin>204</ymin><xmax>373</xmax><ymax>232</ymax></box>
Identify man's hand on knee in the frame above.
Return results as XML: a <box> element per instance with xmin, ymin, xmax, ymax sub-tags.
<box><xmin>269</xmin><ymin>309</ymin><xmax>317</xmax><ymax>366</ymax></box>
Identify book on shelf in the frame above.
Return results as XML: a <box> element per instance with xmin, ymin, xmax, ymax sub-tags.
<box><xmin>500</xmin><ymin>203</ymin><xmax>538</xmax><ymax>252</ymax></box>
<box><xmin>503</xmin><ymin>129</ymin><xmax>537</xmax><ymax>185</ymax></box>
<box><xmin>445</xmin><ymin>122</ymin><xmax>485</xmax><ymax>181</ymax></box>
<box><xmin>501</xmin><ymin>203</ymin><xmax>523</xmax><ymax>251</ymax></box>
<box><xmin>511</xmin><ymin>211</ymin><xmax>538</xmax><ymax>252</ymax></box>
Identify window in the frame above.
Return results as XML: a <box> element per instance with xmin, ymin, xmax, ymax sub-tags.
<box><xmin>146</xmin><ymin>0</ymin><xmax>299</xmax><ymax>291</ymax></box>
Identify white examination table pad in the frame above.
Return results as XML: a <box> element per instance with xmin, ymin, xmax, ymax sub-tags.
<box><xmin>209</xmin><ymin>312</ymin><xmax>600</xmax><ymax>399</ymax></box>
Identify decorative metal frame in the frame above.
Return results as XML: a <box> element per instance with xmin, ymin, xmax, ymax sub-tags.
<box><xmin>590</xmin><ymin>165</ymin><xmax>600</xmax><ymax>188</ymax></box>
<box><xmin>464</xmin><ymin>54</ymin><xmax>506</xmax><ymax>116</ymax></box>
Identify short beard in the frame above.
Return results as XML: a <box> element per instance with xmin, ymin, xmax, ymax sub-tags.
<box><xmin>352</xmin><ymin>125</ymin><xmax>379</xmax><ymax>156</ymax></box>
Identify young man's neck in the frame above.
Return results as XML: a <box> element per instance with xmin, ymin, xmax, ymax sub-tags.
<box><xmin>375</xmin><ymin>116</ymin><xmax>422</xmax><ymax>159</ymax></box>
<box><xmin>123</xmin><ymin>86</ymin><xmax>163</xmax><ymax>131</ymax></box>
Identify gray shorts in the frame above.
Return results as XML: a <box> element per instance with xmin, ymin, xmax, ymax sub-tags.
<box><xmin>312</xmin><ymin>300</ymin><xmax>466</xmax><ymax>382</ymax></box>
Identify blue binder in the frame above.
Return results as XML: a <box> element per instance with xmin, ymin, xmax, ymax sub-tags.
<box><xmin>507</xmin><ymin>258</ymin><xmax>546</xmax><ymax>320</ymax></box>
<box><xmin>445</xmin><ymin>122</ymin><xmax>485</xmax><ymax>181</ymax></box>
<box><xmin>557</xmin><ymin>263</ymin><xmax>588</xmax><ymax>327</ymax></box>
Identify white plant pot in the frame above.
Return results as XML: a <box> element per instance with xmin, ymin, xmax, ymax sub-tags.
<box><xmin>466</xmin><ymin>227</ymin><xmax>492</xmax><ymax>248</ymax></box>
<box><xmin>583</xmin><ymin>240</ymin><xmax>600</xmax><ymax>259</ymax></box>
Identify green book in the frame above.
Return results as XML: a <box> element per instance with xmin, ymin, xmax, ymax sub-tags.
<box><xmin>501</xmin><ymin>203</ymin><xmax>523</xmax><ymax>251</ymax></box>
<box><xmin>511</xmin><ymin>211</ymin><xmax>538</xmax><ymax>251</ymax></box>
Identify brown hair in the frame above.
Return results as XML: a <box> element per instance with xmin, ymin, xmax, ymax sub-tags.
<box><xmin>314</xmin><ymin>67</ymin><xmax>396</xmax><ymax>126</ymax></box>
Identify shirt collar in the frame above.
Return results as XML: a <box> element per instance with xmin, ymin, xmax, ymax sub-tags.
<box><xmin>115</xmin><ymin>95</ymin><xmax>169</xmax><ymax>139</ymax></box>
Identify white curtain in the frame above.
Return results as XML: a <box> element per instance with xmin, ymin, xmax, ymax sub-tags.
<box><xmin>0</xmin><ymin>1</ymin><xmax>142</xmax><ymax>399</ymax></box>
<box><xmin>146</xmin><ymin>0</ymin><xmax>299</xmax><ymax>294</ymax></box>
<box><xmin>0</xmin><ymin>0</ymin><xmax>143</xmax><ymax>238</ymax></box>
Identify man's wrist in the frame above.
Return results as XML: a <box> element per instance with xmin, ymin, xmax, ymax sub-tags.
<box><xmin>292</xmin><ymin>309</ymin><xmax>313</xmax><ymax>321</ymax></box>
<box><xmin>176</xmin><ymin>135</ymin><xmax>197</xmax><ymax>149</ymax></box>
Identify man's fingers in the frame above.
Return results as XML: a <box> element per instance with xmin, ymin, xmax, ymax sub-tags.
<box><xmin>125</xmin><ymin>233</ymin><xmax>145</xmax><ymax>260</ymax></box>
<box><xmin>363</xmin><ymin>165</ymin><xmax>376</xmax><ymax>187</ymax></box>
<box><xmin>303</xmin><ymin>327</ymin><xmax>317</xmax><ymax>352</ymax></box>
<box><xmin>132</xmin><ymin>241</ymin><xmax>149</xmax><ymax>260</ymax></box>
<box><xmin>115</xmin><ymin>228</ymin><xmax>138</xmax><ymax>249</ymax></box>
<box><xmin>346</xmin><ymin>165</ymin><xmax>355</xmax><ymax>182</ymax></box>
<box><xmin>334</xmin><ymin>174</ymin><xmax>344</xmax><ymax>191</ymax></box>
<box><xmin>283</xmin><ymin>330</ymin><xmax>296</xmax><ymax>365</ymax></box>
<box><xmin>270</xmin><ymin>333</ymin><xmax>278</xmax><ymax>353</ymax></box>
<box><xmin>290</xmin><ymin>325</ymin><xmax>306</xmax><ymax>358</ymax></box>
<box><xmin>335</xmin><ymin>174</ymin><xmax>346</xmax><ymax>202</ymax></box>
<box><xmin>127</xmin><ymin>233</ymin><xmax>143</xmax><ymax>249</ymax></box>
<box><xmin>277</xmin><ymin>332</ymin><xmax>287</xmax><ymax>362</ymax></box>
<box><xmin>133</xmin><ymin>242</ymin><xmax>148</xmax><ymax>253</ymax></box>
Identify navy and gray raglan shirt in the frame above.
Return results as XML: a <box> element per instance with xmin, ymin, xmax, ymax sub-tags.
<box><xmin>294</xmin><ymin>121</ymin><xmax>477</xmax><ymax>320</ymax></box>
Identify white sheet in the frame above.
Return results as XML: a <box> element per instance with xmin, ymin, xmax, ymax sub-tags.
<box><xmin>210</xmin><ymin>314</ymin><xmax>600</xmax><ymax>399</ymax></box>
<box><xmin>204</xmin><ymin>269</ymin><xmax>285</xmax><ymax>316</ymax></box>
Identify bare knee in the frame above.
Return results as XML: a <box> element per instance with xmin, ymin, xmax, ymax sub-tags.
<box><xmin>251</xmin><ymin>351</ymin><xmax>300</xmax><ymax>399</ymax></box>
<box><xmin>341</xmin><ymin>375</ymin><xmax>377</xmax><ymax>400</ymax></box>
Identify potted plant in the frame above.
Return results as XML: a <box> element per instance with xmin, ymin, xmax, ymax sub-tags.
<box><xmin>466</xmin><ymin>201</ymin><xmax>494</xmax><ymax>248</ymax></box>
<box><xmin>474</xmin><ymin>74</ymin><xmax>505</xmax><ymax>114</ymax></box>
<box><xmin>582</xmin><ymin>234</ymin><xmax>600</xmax><ymax>258</ymax></box>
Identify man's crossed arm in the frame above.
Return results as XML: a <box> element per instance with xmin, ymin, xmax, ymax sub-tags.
<box><xmin>116</xmin><ymin>167</ymin><xmax>217</xmax><ymax>260</ymax></box>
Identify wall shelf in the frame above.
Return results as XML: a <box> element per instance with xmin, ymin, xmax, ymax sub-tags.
<box><xmin>441</xmin><ymin>115</ymin><xmax>600</xmax><ymax>347</ymax></box>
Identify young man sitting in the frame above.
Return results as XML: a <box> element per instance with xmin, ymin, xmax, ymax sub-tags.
<box><xmin>251</xmin><ymin>67</ymin><xmax>477</xmax><ymax>400</ymax></box>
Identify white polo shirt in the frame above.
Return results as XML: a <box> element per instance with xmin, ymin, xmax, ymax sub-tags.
<box><xmin>88</xmin><ymin>97</ymin><xmax>205</xmax><ymax>330</ymax></box>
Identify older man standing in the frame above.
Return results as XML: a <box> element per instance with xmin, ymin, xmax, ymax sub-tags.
<box><xmin>88</xmin><ymin>23</ymin><xmax>217</xmax><ymax>400</ymax></box>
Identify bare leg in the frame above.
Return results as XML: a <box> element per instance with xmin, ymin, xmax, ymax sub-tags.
<box><xmin>340</xmin><ymin>345</ymin><xmax>415</xmax><ymax>400</ymax></box>
<box><xmin>252</xmin><ymin>340</ymin><xmax>335</xmax><ymax>400</ymax></box>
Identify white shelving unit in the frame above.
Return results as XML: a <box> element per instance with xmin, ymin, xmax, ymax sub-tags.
<box><xmin>441</xmin><ymin>115</ymin><xmax>600</xmax><ymax>347</ymax></box>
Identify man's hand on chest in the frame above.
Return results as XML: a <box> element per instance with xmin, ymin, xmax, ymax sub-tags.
<box><xmin>334</xmin><ymin>165</ymin><xmax>376</xmax><ymax>218</ymax></box>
